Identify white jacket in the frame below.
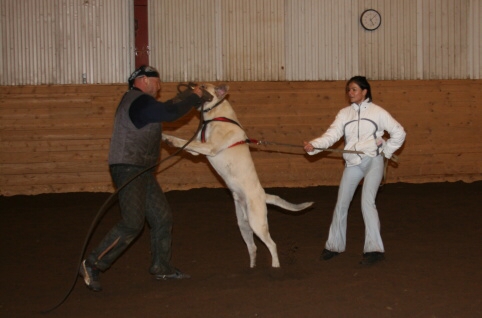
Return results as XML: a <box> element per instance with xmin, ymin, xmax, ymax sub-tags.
<box><xmin>308</xmin><ymin>99</ymin><xmax>406</xmax><ymax>167</ymax></box>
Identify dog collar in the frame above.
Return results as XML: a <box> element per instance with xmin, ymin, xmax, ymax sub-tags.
<box><xmin>202</xmin><ymin>98</ymin><xmax>225</xmax><ymax>113</ymax></box>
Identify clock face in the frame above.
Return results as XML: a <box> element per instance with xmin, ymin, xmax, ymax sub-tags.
<box><xmin>360</xmin><ymin>9</ymin><xmax>381</xmax><ymax>31</ymax></box>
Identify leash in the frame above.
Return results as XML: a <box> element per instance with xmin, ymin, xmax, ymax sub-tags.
<box><xmin>252</xmin><ymin>139</ymin><xmax>399</xmax><ymax>190</ymax></box>
<box><xmin>254</xmin><ymin>139</ymin><xmax>399</xmax><ymax>160</ymax></box>
<box><xmin>199</xmin><ymin>116</ymin><xmax>399</xmax><ymax>162</ymax></box>
<box><xmin>255</xmin><ymin>139</ymin><xmax>399</xmax><ymax>162</ymax></box>
<box><xmin>41</xmin><ymin>100</ymin><xmax>207</xmax><ymax>314</ymax></box>
<box><xmin>258</xmin><ymin>140</ymin><xmax>364</xmax><ymax>155</ymax></box>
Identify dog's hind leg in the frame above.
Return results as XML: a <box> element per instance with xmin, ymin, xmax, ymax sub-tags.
<box><xmin>233</xmin><ymin>195</ymin><xmax>257</xmax><ymax>268</ymax></box>
<box><xmin>247</xmin><ymin>200</ymin><xmax>280</xmax><ymax>268</ymax></box>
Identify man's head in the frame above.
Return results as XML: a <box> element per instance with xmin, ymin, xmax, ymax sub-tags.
<box><xmin>128</xmin><ymin>65</ymin><xmax>161</xmax><ymax>97</ymax></box>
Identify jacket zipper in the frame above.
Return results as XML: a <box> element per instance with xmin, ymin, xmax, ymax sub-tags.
<box><xmin>355</xmin><ymin>105</ymin><xmax>361</xmax><ymax>153</ymax></box>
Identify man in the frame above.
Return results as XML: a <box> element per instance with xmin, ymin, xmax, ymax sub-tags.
<box><xmin>79</xmin><ymin>65</ymin><xmax>203</xmax><ymax>291</ymax></box>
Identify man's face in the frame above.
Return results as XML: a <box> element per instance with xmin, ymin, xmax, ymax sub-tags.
<box><xmin>143</xmin><ymin>76</ymin><xmax>161</xmax><ymax>98</ymax></box>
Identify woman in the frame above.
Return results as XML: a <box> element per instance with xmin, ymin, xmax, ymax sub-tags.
<box><xmin>304</xmin><ymin>76</ymin><xmax>406</xmax><ymax>265</ymax></box>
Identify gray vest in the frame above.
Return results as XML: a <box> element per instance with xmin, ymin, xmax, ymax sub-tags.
<box><xmin>108</xmin><ymin>90</ymin><xmax>162</xmax><ymax>167</ymax></box>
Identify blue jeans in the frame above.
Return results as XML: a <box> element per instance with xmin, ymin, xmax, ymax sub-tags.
<box><xmin>325</xmin><ymin>155</ymin><xmax>385</xmax><ymax>254</ymax></box>
<box><xmin>87</xmin><ymin>164</ymin><xmax>174</xmax><ymax>274</ymax></box>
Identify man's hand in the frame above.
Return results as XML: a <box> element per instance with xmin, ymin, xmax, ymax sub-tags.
<box><xmin>192</xmin><ymin>86</ymin><xmax>203</xmax><ymax>98</ymax></box>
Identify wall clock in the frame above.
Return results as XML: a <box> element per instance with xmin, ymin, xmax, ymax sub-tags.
<box><xmin>360</xmin><ymin>9</ymin><xmax>381</xmax><ymax>31</ymax></box>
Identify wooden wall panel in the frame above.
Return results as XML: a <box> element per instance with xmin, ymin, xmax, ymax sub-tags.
<box><xmin>1</xmin><ymin>80</ymin><xmax>481</xmax><ymax>196</ymax></box>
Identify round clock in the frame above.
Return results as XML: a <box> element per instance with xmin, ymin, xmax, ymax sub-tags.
<box><xmin>360</xmin><ymin>9</ymin><xmax>381</xmax><ymax>31</ymax></box>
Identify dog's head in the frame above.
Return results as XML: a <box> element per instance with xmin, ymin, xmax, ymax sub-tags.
<box><xmin>197</xmin><ymin>83</ymin><xmax>229</xmax><ymax>111</ymax></box>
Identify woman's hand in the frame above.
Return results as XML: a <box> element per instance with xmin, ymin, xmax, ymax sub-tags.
<box><xmin>303</xmin><ymin>141</ymin><xmax>314</xmax><ymax>153</ymax></box>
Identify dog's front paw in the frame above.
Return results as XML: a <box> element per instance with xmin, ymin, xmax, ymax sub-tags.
<box><xmin>185</xmin><ymin>149</ymin><xmax>199</xmax><ymax>156</ymax></box>
<box><xmin>162</xmin><ymin>134</ymin><xmax>181</xmax><ymax>148</ymax></box>
<box><xmin>163</xmin><ymin>138</ymin><xmax>175</xmax><ymax>148</ymax></box>
<box><xmin>162</xmin><ymin>133</ymin><xmax>172</xmax><ymax>142</ymax></box>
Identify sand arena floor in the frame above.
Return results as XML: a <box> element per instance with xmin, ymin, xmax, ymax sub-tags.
<box><xmin>1</xmin><ymin>181</ymin><xmax>481</xmax><ymax>317</ymax></box>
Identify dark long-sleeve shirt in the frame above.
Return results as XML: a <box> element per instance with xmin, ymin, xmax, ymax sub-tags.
<box><xmin>128</xmin><ymin>88</ymin><xmax>202</xmax><ymax>129</ymax></box>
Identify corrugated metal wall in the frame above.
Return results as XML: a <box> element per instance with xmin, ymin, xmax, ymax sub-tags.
<box><xmin>285</xmin><ymin>0</ymin><xmax>359</xmax><ymax>81</ymax></box>
<box><xmin>469</xmin><ymin>0</ymin><xmax>482</xmax><ymax>78</ymax></box>
<box><xmin>149</xmin><ymin>0</ymin><xmax>286</xmax><ymax>82</ymax></box>
<box><xmin>1</xmin><ymin>0</ymin><xmax>481</xmax><ymax>84</ymax></box>
<box><xmin>0</xmin><ymin>0</ymin><xmax>134</xmax><ymax>85</ymax></box>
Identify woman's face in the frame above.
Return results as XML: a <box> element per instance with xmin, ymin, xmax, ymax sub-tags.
<box><xmin>346</xmin><ymin>82</ymin><xmax>367</xmax><ymax>105</ymax></box>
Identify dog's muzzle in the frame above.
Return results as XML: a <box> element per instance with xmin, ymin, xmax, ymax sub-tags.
<box><xmin>175</xmin><ymin>82</ymin><xmax>214</xmax><ymax>104</ymax></box>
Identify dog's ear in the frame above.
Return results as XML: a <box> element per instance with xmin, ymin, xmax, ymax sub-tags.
<box><xmin>214</xmin><ymin>84</ymin><xmax>229</xmax><ymax>99</ymax></box>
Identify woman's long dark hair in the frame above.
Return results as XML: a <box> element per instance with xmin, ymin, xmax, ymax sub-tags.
<box><xmin>346</xmin><ymin>76</ymin><xmax>372</xmax><ymax>102</ymax></box>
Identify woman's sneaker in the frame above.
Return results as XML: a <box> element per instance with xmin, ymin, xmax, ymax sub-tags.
<box><xmin>359</xmin><ymin>252</ymin><xmax>385</xmax><ymax>265</ymax></box>
<box><xmin>320</xmin><ymin>248</ymin><xmax>340</xmax><ymax>260</ymax></box>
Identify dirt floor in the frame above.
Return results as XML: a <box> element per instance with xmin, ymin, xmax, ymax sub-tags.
<box><xmin>1</xmin><ymin>181</ymin><xmax>481</xmax><ymax>318</ymax></box>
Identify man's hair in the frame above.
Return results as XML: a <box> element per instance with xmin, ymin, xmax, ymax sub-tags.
<box><xmin>128</xmin><ymin>65</ymin><xmax>160</xmax><ymax>89</ymax></box>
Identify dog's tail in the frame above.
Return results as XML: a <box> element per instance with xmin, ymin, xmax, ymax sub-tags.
<box><xmin>265</xmin><ymin>194</ymin><xmax>314</xmax><ymax>212</ymax></box>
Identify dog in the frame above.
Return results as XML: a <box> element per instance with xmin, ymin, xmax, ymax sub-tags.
<box><xmin>162</xmin><ymin>83</ymin><xmax>313</xmax><ymax>268</ymax></box>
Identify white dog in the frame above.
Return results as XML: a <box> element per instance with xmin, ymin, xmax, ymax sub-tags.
<box><xmin>163</xmin><ymin>83</ymin><xmax>313</xmax><ymax>268</ymax></box>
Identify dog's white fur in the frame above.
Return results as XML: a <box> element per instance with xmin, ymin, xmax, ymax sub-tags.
<box><xmin>163</xmin><ymin>83</ymin><xmax>313</xmax><ymax>268</ymax></box>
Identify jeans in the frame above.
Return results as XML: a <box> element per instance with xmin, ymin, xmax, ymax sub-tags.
<box><xmin>87</xmin><ymin>164</ymin><xmax>174</xmax><ymax>274</ymax></box>
<box><xmin>325</xmin><ymin>155</ymin><xmax>385</xmax><ymax>254</ymax></box>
